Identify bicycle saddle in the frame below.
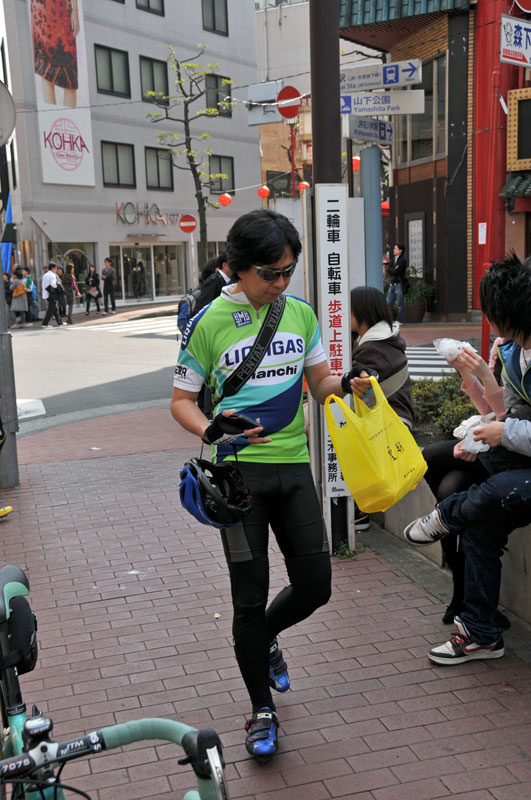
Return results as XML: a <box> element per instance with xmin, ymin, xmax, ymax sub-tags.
<box><xmin>0</xmin><ymin>565</ymin><xmax>29</xmax><ymax>624</ymax></box>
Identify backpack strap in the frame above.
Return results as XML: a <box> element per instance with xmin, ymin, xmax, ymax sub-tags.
<box><xmin>378</xmin><ymin>364</ymin><xmax>409</xmax><ymax>398</ymax></box>
<box><xmin>214</xmin><ymin>295</ymin><xmax>286</xmax><ymax>405</ymax></box>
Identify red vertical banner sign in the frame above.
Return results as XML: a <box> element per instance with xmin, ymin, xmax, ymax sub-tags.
<box><xmin>316</xmin><ymin>184</ymin><xmax>351</xmax><ymax>499</ymax></box>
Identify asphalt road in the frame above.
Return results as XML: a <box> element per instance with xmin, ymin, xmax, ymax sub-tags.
<box><xmin>11</xmin><ymin>316</ymin><xmax>179</xmax><ymax>432</ymax></box>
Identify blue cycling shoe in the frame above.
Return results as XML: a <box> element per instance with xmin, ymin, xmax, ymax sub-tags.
<box><xmin>245</xmin><ymin>707</ymin><xmax>279</xmax><ymax>761</ymax></box>
<box><xmin>269</xmin><ymin>639</ymin><xmax>290</xmax><ymax>693</ymax></box>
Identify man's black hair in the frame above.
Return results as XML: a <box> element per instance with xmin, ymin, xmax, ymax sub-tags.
<box><xmin>226</xmin><ymin>209</ymin><xmax>302</xmax><ymax>274</ymax></box>
<box><xmin>13</xmin><ymin>267</ymin><xmax>23</xmax><ymax>279</ymax></box>
<box><xmin>350</xmin><ymin>286</ymin><xmax>393</xmax><ymax>330</ymax></box>
<box><xmin>395</xmin><ymin>242</ymin><xmax>406</xmax><ymax>254</ymax></box>
<box><xmin>200</xmin><ymin>257</ymin><xmax>218</xmax><ymax>284</ymax></box>
<box><xmin>216</xmin><ymin>251</ymin><xmax>228</xmax><ymax>270</ymax></box>
<box><xmin>479</xmin><ymin>252</ymin><xmax>531</xmax><ymax>342</ymax></box>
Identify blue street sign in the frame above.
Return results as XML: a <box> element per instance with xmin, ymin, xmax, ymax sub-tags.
<box><xmin>340</xmin><ymin>95</ymin><xmax>352</xmax><ymax>114</ymax></box>
<box><xmin>340</xmin><ymin>59</ymin><xmax>422</xmax><ymax>92</ymax></box>
<box><xmin>340</xmin><ymin>90</ymin><xmax>424</xmax><ymax>117</ymax></box>
<box><xmin>348</xmin><ymin>115</ymin><xmax>394</xmax><ymax>144</ymax></box>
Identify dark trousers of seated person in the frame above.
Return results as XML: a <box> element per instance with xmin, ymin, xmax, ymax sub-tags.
<box><xmin>423</xmin><ymin>439</ymin><xmax>490</xmax><ymax>614</ymax></box>
<box><xmin>42</xmin><ymin>297</ymin><xmax>61</xmax><ymax>326</ymax></box>
<box><xmin>437</xmin><ymin>469</ymin><xmax>531</xmax><ymax>643</ymax></box>
<box><xmin>104</xmin><ymin>284</ymin><xmax>115</xmax><ymax>312</ymax></box>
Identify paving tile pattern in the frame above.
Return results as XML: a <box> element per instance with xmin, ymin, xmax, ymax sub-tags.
<box><xmin>0</xmin><ymin>413</ymin><xmax>530</xmax><ymax>798</ymax></box>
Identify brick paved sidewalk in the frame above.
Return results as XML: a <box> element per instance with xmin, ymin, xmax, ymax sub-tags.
<box><xmin>1</xmin><ymin>409</ymin><xmax>530</xmax><ymax>799</ymax></box>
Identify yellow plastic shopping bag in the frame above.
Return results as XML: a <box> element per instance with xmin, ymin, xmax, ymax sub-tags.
<box><xmin>324</xmin><ymin>376</ymin><xmax>427</xmax><ymax>513</ymax></box>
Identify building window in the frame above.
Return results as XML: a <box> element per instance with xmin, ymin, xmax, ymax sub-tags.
<box><xmin>145</xmin><ymin>147</ymin><xmax>173</xmax><ymax>190</ymax></box>
<box><xmin>205</xmin><ymin>74</ymin><xmax>231</xmax><ymax>117</ymax></box>
<box><xmin>102</xmin><ymin>142</ymin><xmax>135</xmax><ymax>187</ymax></box>
<box><xmin>110</xmin><ymin>0</ymin><xmax>125</xmax><ymax>3</ymax></box>
<box><xmin>210</xmin><ymin>155</ymin><xmax>234</xmax><ymax>193</ymax></box>
<box><xmin>395</xmin><ymin>54</ymin><xmax>447</xmax><ymax>167</ymax></box>
<box><xmin>140</xmin><ymin>56</ymin><xmax>168</xmax><ymax>104</ymax></box>
<box><xmin>202</xmin><ymin>0</ymin><xmax>228</xmax><ymax>35</ymax></box>
<box><xmin>136</xmin><ymin>0</ymin><xmax>164</xmax><ymax>14</ymax></box>
<box><xmin>95</xmin><ymin>45</ymin><xmax>130</xmax><ymax>97</ymax></box>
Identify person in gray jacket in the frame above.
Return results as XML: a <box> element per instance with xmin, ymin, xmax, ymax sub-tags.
<box><xmin>9</xmin><ymin>268</ymin><xmax>30</xmax><ymax>328</ymax></box>
<box><xmin>403</xmin><ymin>255</ymin><xmax>531</xmax><ymax>665</ymax></box>
<box><xmin>349</xmin><ymin>286</ymin><xmax>414</xmax><ymax>529</ymax></box>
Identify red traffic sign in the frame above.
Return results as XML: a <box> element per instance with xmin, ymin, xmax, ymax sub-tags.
<box><xmin>179</xmin><ymin>214</ymin><xmax>197</xmax><ymax>233</ymax></box>
<box><xmin>277</xmin><ymin>86</ymin><xmax>302</xmax><ymax>119</ymax></box>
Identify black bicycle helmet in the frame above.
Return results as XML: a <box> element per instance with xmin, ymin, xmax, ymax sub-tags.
<box><xmin>179</xmin><ymin>458</ymin><xmax>252</xmax><ymax>529</ymax></box>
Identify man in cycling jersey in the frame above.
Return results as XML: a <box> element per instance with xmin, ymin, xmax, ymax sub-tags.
<box><xmin>171</xmin><ymin>208</ymin><xmax>364</xmax><ymax>761</ymax></box>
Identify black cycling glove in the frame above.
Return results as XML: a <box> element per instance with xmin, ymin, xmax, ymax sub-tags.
<box><xmin>341</xmin><ymin>364</ymin><xmax>379</xmax><ymax>394</ymax></box>
<box><xmin>202</xmin><ymin>412</ymin><xmax>258</xmax><ymax>445</ymax></box>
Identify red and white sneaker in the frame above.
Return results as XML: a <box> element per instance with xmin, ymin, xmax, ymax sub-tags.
<box><xmin>428</xmin><ymin>617</ymin><xmax>505</xmax><ymax>665</ymax></box>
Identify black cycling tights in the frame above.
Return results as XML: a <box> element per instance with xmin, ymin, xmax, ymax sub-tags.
<box><xmin>221</xmin><ymin>462</ymin><xmax>332</xmax><ymax>712</ymax></box>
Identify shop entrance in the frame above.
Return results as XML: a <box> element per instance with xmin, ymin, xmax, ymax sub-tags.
<box><xmin>109</xmin><ymin>243</ymin><xmax>186</xmax><ymax>303</ymax></box>
<box><xmin>122</xmin><ymin>246</ymin><xmax>152</xmax><ymax>301</ymax></box>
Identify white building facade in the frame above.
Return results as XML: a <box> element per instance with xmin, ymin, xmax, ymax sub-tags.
<box><xmin>1</xmin><ymin>0</ymin><xmax>260</xmax><ymax>304</ymax></box>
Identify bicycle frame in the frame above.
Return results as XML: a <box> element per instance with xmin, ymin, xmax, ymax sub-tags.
<box><xmin>0</xmin><ymin>718</ymin><xmax>227</xmax><ymax>800</ymax></box>
<box><xmin>0</xmin><ymin>567</ymin><xmax>229</xmax><ymax>799</ymax></box>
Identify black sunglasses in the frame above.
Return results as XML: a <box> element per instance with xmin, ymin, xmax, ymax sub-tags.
<box><xmin>253</xmin><ymin>261</ymin><xmax>298</xmax><ymax>283</ymax></box>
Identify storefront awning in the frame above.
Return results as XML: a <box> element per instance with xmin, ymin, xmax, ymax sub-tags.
<box><xmin>499</xmin><ymin>172</ymin><xmax>531</xmax><ymax>198</ymax></box>
<box><xmin>339</xmin><ymin>0</ymin><xmax>470</xmax><ymax>50</ymax></box>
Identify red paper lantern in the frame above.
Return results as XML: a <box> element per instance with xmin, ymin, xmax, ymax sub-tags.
<box><xmin>381</xmin><ymin>200</ymin><xmax>390</xmax><ymax>218</ymax></box>
<box><xmin>218</xmin><ymin>193</ymin><xmax>232</xmax><ymax>207</ymax></box>
<box><xmin>298</xmin><ymin>181</ymin><xmax>310</xmax><ymax>192</ymax></box>
<box><xmin>352</xmin><ymin>155</ymin><xmax>361</xmax><ymax>172</ymax></box>
<box><xmin>257</xmin><ymin>185</ymin><xmax>270</xmax><ymax>198</ymax></box>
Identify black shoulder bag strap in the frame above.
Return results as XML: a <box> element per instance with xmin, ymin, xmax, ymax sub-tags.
<box><xmin>214</xmin><ymin>294</ymin><xmax>286</xmax><ymax>406</ymax></box>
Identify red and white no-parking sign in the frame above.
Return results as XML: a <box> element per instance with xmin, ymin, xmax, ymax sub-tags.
<box><xmin>179</xmin><ymin>214</ymin><xmax>197</xmax><ymax>233</ymax></box>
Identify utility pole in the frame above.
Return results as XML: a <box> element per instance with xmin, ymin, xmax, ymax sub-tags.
<box><xmin>0</xmin><ymin>273</ymin><xmax>19</xmax><ymax>489</ymax></box>
<box><xmin>309</xmin><ymin>0</ymin><xmax>348</xmax><ymax>549</ymax></box>
<box><xmin>361</xmin><ymin>146</ymin><xmax>384</xmax><ymax>291</ymax></box>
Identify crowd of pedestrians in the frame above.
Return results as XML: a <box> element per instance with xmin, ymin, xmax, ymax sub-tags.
<box><xmin>2</xmin><ymin>257</ymin><xmax>118</xmax><ymax>328</ymax></box>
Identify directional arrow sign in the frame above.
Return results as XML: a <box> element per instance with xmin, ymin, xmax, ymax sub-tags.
<box><xmin>340</xmin><ymin>90</ymin><xmax>425</xmax><ymax>116</ymax></box>
<box><xmin>339</xmin><ymin>59</ymin><xmax>422</xmax><ymax>93</ymax></box>
<box><xmin>348</xmin><ymin>115</ymin><xmax>394</xmax><ymax>144</ymax></box>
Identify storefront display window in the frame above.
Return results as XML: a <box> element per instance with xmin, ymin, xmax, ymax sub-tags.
<box><xmin>109</xmin><ymin>242</ymin><xmax>186</xmax><ymax>302</ymax></box>
<box><xmin>153</xmin><ymin>244</ymin><xmax>186</xmax><ymax>295</ymax></box>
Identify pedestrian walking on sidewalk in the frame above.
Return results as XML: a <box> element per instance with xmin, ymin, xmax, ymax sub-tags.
<box><xmin>85</xmin><ymin>264</ymin><xmax>101</xmax><ymax>315</ymax></box>
<box><xmin>21</xmin><ymin>267</ymin><xmax>40</xmax><ymax>322</ymax></box>
<box><xmin>386</xmin><ymin>242</ymin><xmax>407</xmax><ymax>323</ymax></box>
<box><xmin>404</xmin><ymin>254</ymin><xmax>531</xmax><ymax>664</ymax></box>
<box><xmin>101</xmin><ymin>257</ymin><xmax>116</xmax><ymax>314</ymax></box>
<box><xmin>41</xmin><ymin>263</ymin><xmax>63</xmax><ymax>327</ymax></box>
<box><xmin>172</xmin><ymin>208</ymin><xmax>368</xmax><ymax>762</ymax></box>
<box><xmin>63</xmin><ymin>263</ymin><xmax>81</xmax><ymax>324</ymax></box>
<box><xmin>9</xmin><ymin>268</ymin><xmax>29</xmax><ymax>328</ymax></box>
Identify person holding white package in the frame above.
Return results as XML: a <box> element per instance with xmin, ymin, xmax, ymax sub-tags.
<box><xmin>421</xmin><ymin>340</ymin><xmax>506</xmax><ymax>623</ymax></box>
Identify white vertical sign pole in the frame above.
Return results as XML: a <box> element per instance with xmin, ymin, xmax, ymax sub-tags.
<box><xmin>315</xmin><ymin>184</ymin><xmax>351</xmax><ymax>503</ymax></box>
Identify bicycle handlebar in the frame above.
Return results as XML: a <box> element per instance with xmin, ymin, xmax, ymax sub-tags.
<box><xmin>0</xmin><ymin>718</ymin><xmax>229</xmax><ymax>800</ymax></box>
<box><xmin>100</xmin><ymin>717</ymin><xmax>196</xmax><ymax>749</ymax></box>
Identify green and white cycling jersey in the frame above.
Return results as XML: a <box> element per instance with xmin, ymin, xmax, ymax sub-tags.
<box><xmin>174</xmin><ymin>286</ymin><xmax>327</xmax><ymax>463</ymax></box>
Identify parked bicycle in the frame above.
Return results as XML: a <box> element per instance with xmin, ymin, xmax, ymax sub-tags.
<box><xmin>0</xmin><ymin>565</ymin><xmax>230</xmax><ymax>799</ymax></box>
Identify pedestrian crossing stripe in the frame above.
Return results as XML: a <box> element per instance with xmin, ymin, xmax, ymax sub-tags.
<box><xmin>75</xmin><ymin>320</ymin><xmax>453</xmax><ymax>379</ymax></box>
